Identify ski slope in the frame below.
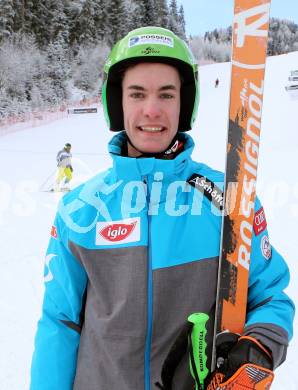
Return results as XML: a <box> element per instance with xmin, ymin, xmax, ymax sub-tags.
<box><xmin>0</xmin><ymin>52</ymin><xmax>297</xmax><ymax>389</ymax></box>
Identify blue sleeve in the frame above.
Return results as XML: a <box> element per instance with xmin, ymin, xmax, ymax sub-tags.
<box><xmin>244</xmin><ymin>198</ymin><xmax>295</xmax><ymax>365</ymax></box>
<box><xmin>30</xmin><ymin>212</ymin><xmax>88</xmax><ymax>390</ymax></box>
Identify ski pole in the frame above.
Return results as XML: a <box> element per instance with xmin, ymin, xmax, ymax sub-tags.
<box><xmin>188</xmin><ymin>313</ymin><xmax>209</xmax><ymax>390</ymax></box>
<box><xmin>39</xmin><ymin>169</ymin><xmax>57</xmax><ymax>191</ymax></box>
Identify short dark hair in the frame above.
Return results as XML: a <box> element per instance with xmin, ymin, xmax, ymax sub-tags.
<box><xmin>119</xmin><ymin>61</ymin><xmax>184</xmax><ymax>84</ymax></box>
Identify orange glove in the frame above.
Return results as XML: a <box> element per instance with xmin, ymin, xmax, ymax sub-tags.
<box><xmin>206</xmin><ymin>334</ymin><xmax>274</xmax><ymax>390</ymax></box>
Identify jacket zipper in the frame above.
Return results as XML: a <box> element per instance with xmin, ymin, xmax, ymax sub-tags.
<box><xmin>144</xmin><ymin>176</ymin><xmax>153</xmax><ymax>390</ymax></box>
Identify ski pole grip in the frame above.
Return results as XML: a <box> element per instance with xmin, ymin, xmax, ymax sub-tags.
<box><xmin>188</xmin><ymin>313</ymin><xmax>209</xmax><ymax>390</ymax></box>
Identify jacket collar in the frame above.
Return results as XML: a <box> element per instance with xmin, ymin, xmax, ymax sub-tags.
<box><xmin>108</xmin><ymin>131</ymin><xmax>195</xmax><ymax>181</ymax></box>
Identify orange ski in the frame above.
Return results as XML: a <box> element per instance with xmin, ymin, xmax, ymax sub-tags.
<box><xmin>212</xmin><ymin>0</ymin><xmax>272</xmax><ymax>370</ymax></box>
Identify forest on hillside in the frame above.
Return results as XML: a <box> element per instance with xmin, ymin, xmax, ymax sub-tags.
<box><xmin>1</xmin><ymin>0</ymin><xmax>297</xmax><ymax>120</ymax></box>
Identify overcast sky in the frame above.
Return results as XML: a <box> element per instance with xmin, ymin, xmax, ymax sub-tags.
<box><xmin>178</xmin><ymin>0</ymin><xmax>298</xmax><ymax>36</ymax></box>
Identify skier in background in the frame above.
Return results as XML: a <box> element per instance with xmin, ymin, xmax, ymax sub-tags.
<box><xmin>31</xmin><ymin>27</ymin><xmax>294</xmax><ymax>390</ymax></box>
<box><xmin>54</xmin><ymin>143</ymin><xmax>73</xmax><ymax>191</ymax></box>
<box><xmin>215</xmin><ymin>77</ymin><xmax>219</xmax><ymax>88</ymax></box>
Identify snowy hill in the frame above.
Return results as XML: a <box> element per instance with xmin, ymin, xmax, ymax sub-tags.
<box><xmin>0</xmin><ymin>51</ymin><xmax>297</xmax><ymax>389</ymax></box>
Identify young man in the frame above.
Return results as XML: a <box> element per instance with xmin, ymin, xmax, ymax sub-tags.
<box><xmin>31</xmin><ymin>27</ymin><xmax>294</xmax><ymax>390</ymax></box>
<box><xmin>54</xmin><ymin>142</ymin><xmax>73</xmax><ymax>191</ymax></box>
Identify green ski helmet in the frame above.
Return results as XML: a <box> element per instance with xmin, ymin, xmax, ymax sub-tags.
<box><xmin>102</xmin><ymin>26</ymin><xmax>199</xmax><ymax>132</ymax></box>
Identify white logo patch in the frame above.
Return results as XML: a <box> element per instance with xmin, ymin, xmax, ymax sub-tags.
<box><xmin>96</xmin><ymin>217</ymin><xmax>141</xmax><ymax>245</ymax></box>
<box><xmin>128</xmin><ymin>34</ymin><xmax>174</xmax><ymax>48</ymax></box>
<box><xmin>44</xmin><ymin>254</ymin><xmax>57</xmax><ymax>282</ymax></box>
<box><xmin>261</xmin><ymin>235</ymin><xmax>271</xmax><ymax>260</ymax></box>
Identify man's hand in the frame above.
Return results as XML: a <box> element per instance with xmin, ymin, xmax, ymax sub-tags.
<box><xmin>206</xmin><ymin>333</ymin><xmax>274</xmax><ymax>389</ymax></box>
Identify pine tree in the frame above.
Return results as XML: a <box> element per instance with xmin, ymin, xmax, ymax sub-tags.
<box><xmin>129</xmin><ymin>1</ymin><xmax>146</xmax><ymax>30</ymax></box>
<box><xmin>178</xmin><ymin>5</ymin><xmax>186</xmax><ymax>36</ymax></box>
<box><xmin>24</xmin><ymin>0</ymin><xmax>68</xmax><ymax>47</ymax></box>
<box><xmin>106</xmin><ymin>0</ymin><xmax>126</xmax><ymax>47</ymax></box>
<box><xmin>123</xmin><ymin>0</ymin><xmax>136</xmax><ymax>33</ymax></box>
<box><xmin>93</xmin><ymin>0</ymin><xmax>108</xmax><ymax>42</ymax></box>
<box><xmin>12</xmin><ymin>0</ymin><xmax>35</xmax><ymax>35</ymax></box>
<box><xmin>168</xmin><ymin>0</ymin><xmax>181</xmax><ymax>37</ymax></box>
<box><xmin>155</xmin><ymin>0</ymin><xmax>169</xmax><ymax>28</ymax></box>
<box><xmin>143</xmin><ymin>0</ymin><xmax>157</xmax><ymax>26</ymax></box>
<box><xmin>50</xmin><ymin>0</ymin><xmax>69</xmax><ymax>45</ymax></box>
<box><xmin>65</xmin><ymin>0</ymin><xmax>82</xmax><ymax>47</ymax></box>
<box><xmin>0</xmin><ymin>33</ymin><xmax>47</xmax><ymax>116</ymax></box>
<box><xmin>45</xmin><ymin>37</ymin><xmax>70</xmax><ymax>104</ymax></box>
<box><xmin>12</xmin><ymin>0</ymin><xmax>24</xmax><ymax>32</ymax></box>
<box><xmin>28</xmin><ymin>0</ymin><xmax>54</xmax><ymax>46</ymax></box>
<box><xmin>23</xmin><ymin>0</ymin><xmax>35</xmax><ymax>35</ymax></box>
<box><xmin>0</xmin><ymin>0</ymin><xmax>15</xmax><ymax>41</ymax></box>
<box><xmin>169</xmin><ymin>0</ymin><xmax>178</xmax><ymax>23</ymax></box>
<box><xmin>74</xmin><ymin>0</ymin><xmax>97</xmax><ymax>45</ymax></box>
<box><xmin>72</xmin><ymin>42</ymin><xmax>109</xmax><ymax>94</ymax></box>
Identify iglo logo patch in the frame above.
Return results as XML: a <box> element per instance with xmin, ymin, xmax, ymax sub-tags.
<box><xmin>261</xmin><ymin>235</ymin><xmax>272</xmax><ymax>260</ymax></box>
<box><xmin>96</xmin><ymin>218</ymin><xmax>140</xmax><ymax>245</ymax></box>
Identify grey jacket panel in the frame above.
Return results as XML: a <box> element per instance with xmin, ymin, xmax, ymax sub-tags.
<box><xmin>74</xmin><ymin>328</ymin><xmax>146</xmax><ymax>390</ymax></box>
<box><xmin>69</xmin><ymin>240</ymin><xmax>219</xmax><ymax>389</ymax></box>
<box><xmin>69</xmin><ymin>243</ymin><xmax>148</xmax><ymax>389</ymax></box>
<box><xmin>244</xmin><ymin>323</ymin><xmax>289</xmax><ymax>368</ymax></box>
<box><xmin>150</xmin><ymin>258</ymin><xmax>218</xmax><ymax>388</ymax></box>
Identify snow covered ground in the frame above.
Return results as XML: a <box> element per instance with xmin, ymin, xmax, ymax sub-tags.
<box><xmin>0</xmin><ymin>52</ymin><xmax>297</xmax><ymax>389</ymax></box>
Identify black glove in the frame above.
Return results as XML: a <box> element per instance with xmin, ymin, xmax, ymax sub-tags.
<box><xmin>67</xmin><ymin>165</ymin><xmax>73</xmax><ymax>172</ymax></box>
<box><xmin>206</xmin><ymin>333</ymin><xmax>273</xmax><ymax>389</ymax></box>
<box><xmin>218</xmin><ymin>333</ymin><xmax>272</xmax><ymax>377</ymax></box>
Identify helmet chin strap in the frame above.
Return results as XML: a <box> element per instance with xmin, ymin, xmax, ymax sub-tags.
<box><xmin>125</xmin><ymin>133</ymin><xmax>183</xmax><ymax>159</ymax></box>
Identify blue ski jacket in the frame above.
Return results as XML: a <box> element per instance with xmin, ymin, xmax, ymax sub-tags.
<box><xmin>31</xmin><ymin>132</ymin><xmax>294</xmax><ymax>390</ymax></box>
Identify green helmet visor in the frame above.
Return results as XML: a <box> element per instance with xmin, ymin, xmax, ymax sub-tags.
<box><xmin>102</xmin><ymin>27</ymin><xmax>199</xmax><ymax>132</ymax></box>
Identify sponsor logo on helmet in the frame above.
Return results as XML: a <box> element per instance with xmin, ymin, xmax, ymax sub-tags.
<box><xmin>253</xmin><ymin>207</ymin><xmax>267</xmax><ymax>236</ymax></box>
<box><xmin>129</xmin><ymin>36</ymin><xmax>140</xmax><ymax>46</ymax></box>
<box><xmin>141</xmin><ymin>46</ymin><xmax>160</xmax><ymax>55</ymax></box>
<box><xmin>261</xmin><ymin>235</ymin><xmax>271</xmax><ymax>260</ymax></box>
<box><xmin>96</xmin><ymin>218</ymin><xmax>140</xmax><ymax>245</ymax></box>
<box><xmin>128</xmin><ymin>34</ymin><xmax>174</xmax><ymax>48</ymax></box>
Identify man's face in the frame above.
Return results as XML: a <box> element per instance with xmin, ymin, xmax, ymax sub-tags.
<box><xmin>122</xmin><ymin>62</ymin><xmax>181</xmax><ymax>157</ymax></box>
